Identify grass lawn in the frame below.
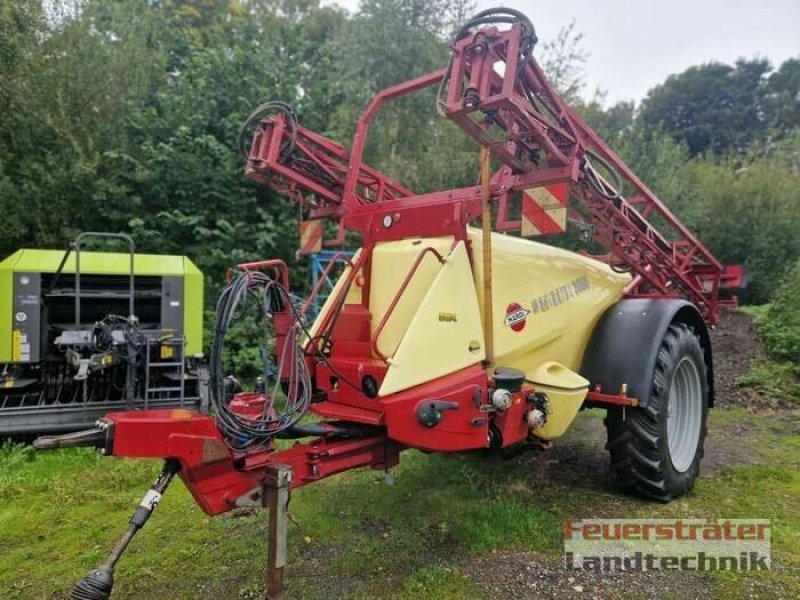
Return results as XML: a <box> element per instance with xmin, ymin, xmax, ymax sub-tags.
<box><xmin>1</xmin><ymin>407</ymin><xmax>798</xmax><ymax>599</ymax></box>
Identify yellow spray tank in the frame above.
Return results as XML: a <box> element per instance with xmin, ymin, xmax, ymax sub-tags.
<box><xmin>311</xmin><ymin>228</ymin><xmax>629</xmax><ymax>440</ymax></box>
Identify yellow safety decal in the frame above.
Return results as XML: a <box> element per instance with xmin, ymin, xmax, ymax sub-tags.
<box><xmin>12</xmin><ymin>329</ymin><xmax>21</xmax><ymax>362</ymax></box>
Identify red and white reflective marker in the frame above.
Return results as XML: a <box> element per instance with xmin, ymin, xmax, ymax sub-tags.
<box><xmin>521</xmin><ymin>182</ymin><xmax>569</xmax><ymax>236</ymax></box>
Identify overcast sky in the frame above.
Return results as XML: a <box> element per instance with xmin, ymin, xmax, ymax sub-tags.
<box><xmin>326</xmin><ymin>0</ymin><xmax>799</xmax><ymax>104</ymax></box>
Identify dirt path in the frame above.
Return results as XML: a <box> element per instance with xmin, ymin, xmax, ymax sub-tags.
<box><xmin>709</xmin><ymin>308</ymin><xmax>764</xmax><ymax>408</ymax></box>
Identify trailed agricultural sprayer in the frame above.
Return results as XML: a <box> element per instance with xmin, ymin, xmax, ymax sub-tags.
<box><xmin>38</xmin><ymin>9</ymin><xmax>743</xmax><ymax>599</ymax></box>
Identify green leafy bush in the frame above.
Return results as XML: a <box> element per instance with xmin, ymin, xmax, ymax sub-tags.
<box><xmin>736</xmin><ymin>360</ymin><xmax>800</xmax><ymax>399</ymax></box>
<box><xmin>760</xmin><ymin>261</ymin><xmax>800</xmax><ymax>367</ymax></box>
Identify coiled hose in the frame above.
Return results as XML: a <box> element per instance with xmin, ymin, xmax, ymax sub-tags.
<box><xmin>236</xmin><ymin>100</ymin><xmax>297</xmax><ymax>159</ymax></box>
<box><xmin>210</xmin><ymin>270</ymin><xmax>312</xmax><ymax>449</ymax></box>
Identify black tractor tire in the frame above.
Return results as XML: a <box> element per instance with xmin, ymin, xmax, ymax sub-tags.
<box><xmin>604</xmin><ymin>322</ymin><xmax>709</xmax><ymax>502</ymax></box>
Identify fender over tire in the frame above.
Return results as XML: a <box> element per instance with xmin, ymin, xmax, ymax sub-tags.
<box><xmin>581</xmin><ymin>298</ymin><xmax>714</xmax><ymax>408</ymax></box>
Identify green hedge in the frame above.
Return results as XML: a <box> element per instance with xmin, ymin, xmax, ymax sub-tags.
<box><xmin>760</xmin><ymin>261</ymin><xmax>800</xmax><ymax>368</ymax></box>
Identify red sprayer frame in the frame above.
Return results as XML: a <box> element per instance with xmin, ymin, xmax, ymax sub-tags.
<box><xmin>92</xmin><ymin>21</ymin><xmax>742</xmax><ymax>516</ymax></box>
<box><xmin>246</xmin><ymin>27</ymin><xmax>740</xmax><ymax>323</ymax></box>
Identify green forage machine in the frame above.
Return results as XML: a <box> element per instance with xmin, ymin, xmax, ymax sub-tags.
<box><xmin>0</xmin><ymin>233</ymin><xmax>205</xmax><ymax>436</ymax></box>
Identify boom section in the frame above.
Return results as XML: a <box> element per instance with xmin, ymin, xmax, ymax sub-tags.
<box><xmin>242</xmin><ymin>23</ymin><xmax>733</xmax><ymax>323</ymax></box>
<box><xmin>442</xmin><ymin>23</ymin><xmax>726</xmax><ymax>323</ymax></box>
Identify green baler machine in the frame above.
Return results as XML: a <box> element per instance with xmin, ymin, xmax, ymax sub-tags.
<box><xmin>0</xmin><ymin>239</ymin><xmax>204</xmax><ymax>436</ymax></box>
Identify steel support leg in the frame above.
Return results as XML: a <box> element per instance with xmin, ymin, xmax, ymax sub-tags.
<box><xmin>265</xmin><ymin>464</ymin><xmax>293</xmax><ymax>600</ymax></box>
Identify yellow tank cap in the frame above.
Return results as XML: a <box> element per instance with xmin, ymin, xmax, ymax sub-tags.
<box><xmin>528</xmin><ymin>361</ymin><xmax>588</xmax><ymax>390</ymax></box>
<box><xmin>528</xmin><ymin>362</ymin><xmax>589</xmax><ymax>440</ymax></box>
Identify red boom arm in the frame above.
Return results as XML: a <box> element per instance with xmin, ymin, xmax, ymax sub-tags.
<box><xmin>244</xmin><ymin>24</ymin><xmax>740</xmax><ymax>323</ymax></box>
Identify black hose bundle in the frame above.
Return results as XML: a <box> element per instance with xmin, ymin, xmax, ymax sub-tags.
<box><xmin>582</xmin><ymin>149</ymin><xmax>623</xmax><ymax>200</ymax></box>
<box><xmin>210</xmin><ymin>270</ymin><xmax>312</xmax><ymax>449</ymax></box>
<box><xmin>236</xmin><ymin>100</ymin><xmax>298</xmax><ymax>159</ymax></box>
<box><xmin>453</xmin><ymin>7</ymin><xmax>538</xmax><ymax>59</ymax></box>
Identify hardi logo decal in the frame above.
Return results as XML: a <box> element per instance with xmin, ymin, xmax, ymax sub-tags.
<box><xmin>505</xmin><ymin>302</ymin><xmax>530</xmax><ymax>332</ymax></box>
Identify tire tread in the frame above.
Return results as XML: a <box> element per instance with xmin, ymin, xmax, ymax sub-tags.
<box><xmin>604</xmin><ymin>323</ymin><xmax>708</xmax><ymax>502</ymax></box>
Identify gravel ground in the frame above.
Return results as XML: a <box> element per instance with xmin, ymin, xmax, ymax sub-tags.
<box><xmin>468</xmin><ymin>551</ymin><xmax>712</xmax><ymax>600</ymax></box>
<box><xmin>468</xmin><ymin>552</ymin><xmax>800</xmax><ymax>600</ymax></box>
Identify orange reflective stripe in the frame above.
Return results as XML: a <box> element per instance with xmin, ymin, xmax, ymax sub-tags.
<box><xmin>299</xmin><ymin>220</ymin><xmax>323</xmax><ymax>254</ymax></box>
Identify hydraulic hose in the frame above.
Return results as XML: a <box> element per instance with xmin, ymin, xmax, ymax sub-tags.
<box><xmin>278</xmin><ymin>422</ymin><xmax>380</xmax><ymax>440</ymax></box>
<box><xmin>236</xmin><ymin>100</ymin><xmax>298</xmax><ymax>159</ymax></box>
<box><xmin>210</xmin><ymin>271</ymin><xmax>312</xmax><ymax>449</ymax></box>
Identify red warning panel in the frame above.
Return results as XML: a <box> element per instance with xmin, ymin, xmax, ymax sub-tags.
<box><xmin>299</xmin><ymin>220</ymin><xmax>323</xmax><ymax>255</ymax></box>
<box><xmin>521</xmin><ymin>182</ymin><xmax>569</xmax><ymax>236</ymax></box>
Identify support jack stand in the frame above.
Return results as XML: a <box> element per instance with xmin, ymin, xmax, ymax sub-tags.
<box><xmin>264</xmin><ymin>464</ymin><xmax>293</xmax><ymax>600</ymax></box>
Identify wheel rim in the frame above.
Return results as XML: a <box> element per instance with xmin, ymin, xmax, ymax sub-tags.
<box><xmin>666</xmin><ymin>357</ymin><xmax>703</xmax><ymax>473</ymax></box>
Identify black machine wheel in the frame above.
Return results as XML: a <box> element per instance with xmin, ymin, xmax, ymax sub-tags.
<box><xmin>604</xmin><ymin>323</ymin><xmax>709</xmax><ymax>502</ymax></box>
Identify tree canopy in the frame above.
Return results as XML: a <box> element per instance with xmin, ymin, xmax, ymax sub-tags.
<box><xmin>1</xmin><ymin>0</ymin><xmax>798</xmax><ymax>316</ymax></box>
<box><xmin>639</xmin><ymin>58</ymin><xmax>800</xmax><ymax>156</ymax></box>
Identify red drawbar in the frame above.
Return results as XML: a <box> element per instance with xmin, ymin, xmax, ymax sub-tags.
<box><xmin>105</xmin><ymin>410</ymin><xmax>400</xmax><ymax>516</ymax></box>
